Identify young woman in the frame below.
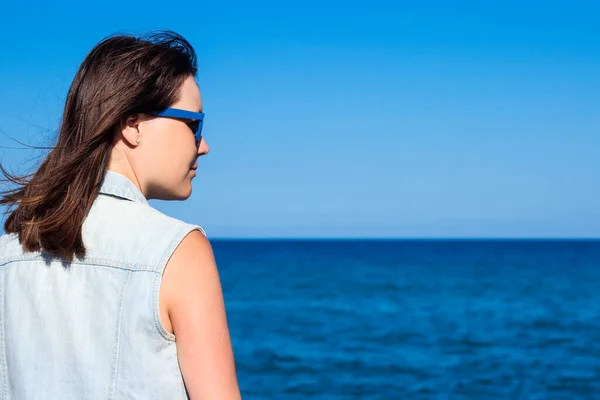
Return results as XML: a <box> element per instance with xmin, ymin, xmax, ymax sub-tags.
<box><xmin>0</xmin><ymin>31</ymin><xmax>241</xmax><ymax>399</ymax></box>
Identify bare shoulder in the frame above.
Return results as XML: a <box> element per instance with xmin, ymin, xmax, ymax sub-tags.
<box><xmin>169</xmin><ymin>229</ymin><xmax>214</xmax><ymax>271</ymax></box>
<box><xmin>161</xmin><ymin>230</ymin><xmax>214</xmax><ymax>310</ymax></box>
<box><xmin>161</xmin><ymin>229</ymin><xmax>241</xmax><ymax>399</ymax></box>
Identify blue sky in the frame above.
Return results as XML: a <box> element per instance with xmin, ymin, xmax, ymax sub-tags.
<box><xmin>0</xmin><ymin>1</ymin><xmax>598</xmax><ymax>238</ymax></box>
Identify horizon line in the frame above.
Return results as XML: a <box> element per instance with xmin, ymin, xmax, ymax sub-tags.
<box><xmin>207</xmin><ymin>237</ymin><xmax>600</xmax><ymax>241</ymax></box>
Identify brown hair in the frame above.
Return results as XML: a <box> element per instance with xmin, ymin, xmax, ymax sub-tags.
<box><xmin>0</xmin><ymin>31</ymin><xmax>198</xmax><ymax>262</ymax></box>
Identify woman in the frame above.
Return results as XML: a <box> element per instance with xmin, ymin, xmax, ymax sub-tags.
<box><xmin>0</xmin><ymin>31</ymin><xmax>241</xmax><ymax>399</ymax></box>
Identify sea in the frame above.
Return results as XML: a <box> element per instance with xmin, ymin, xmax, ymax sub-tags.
<box><xmin>212</xmin><ymin>239</ymin><xmax>600</xmax><ymax>399</ymax></box>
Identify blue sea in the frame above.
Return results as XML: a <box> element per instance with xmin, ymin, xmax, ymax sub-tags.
<box><xmin>212</xmin><ymin>240</ymin><xmax>600</xmax><ymax>399</ymax></box>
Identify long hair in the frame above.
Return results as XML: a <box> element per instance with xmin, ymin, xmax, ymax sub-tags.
<box><xmin>0</xmin><ymin>31</ymin><xmax>198</xmax><ymax>262</ymax></box>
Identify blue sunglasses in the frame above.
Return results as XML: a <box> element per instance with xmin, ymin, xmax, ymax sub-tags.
<box><xmin>150</xmin><ymin>108</ymin><xmax>205</xmax><ymax>146</ymax></box>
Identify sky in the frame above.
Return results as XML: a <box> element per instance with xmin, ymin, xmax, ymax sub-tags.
<box><xmin>0</xmin><ymin>1</ymin><xmax>598</xmax><ymax>238</ymax></box>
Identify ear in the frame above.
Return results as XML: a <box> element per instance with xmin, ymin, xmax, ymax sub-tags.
<box><xmin>120</xmin><ymin>114</ymin><xmax>142</xmax><ymax>146</ymax></box>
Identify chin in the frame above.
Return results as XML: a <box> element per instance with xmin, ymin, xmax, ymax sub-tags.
<box><xmin>174</xmin><ymin>183</ymin><xmax>193</xmax><ymax>200</ymax></box>
<box><xmin>151</xmin><ymin>175</ymin><xmax>194</xmax><ymax>201</ymax></box>
<box><xmin>157</xmin><ymin>183</ymin><xmax>193</xmax><ymax>201</ymax></box>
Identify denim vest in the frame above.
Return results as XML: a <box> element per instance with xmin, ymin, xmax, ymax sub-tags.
<box><xmin>0</xmin><ymin>170</ymin><xmax>204</xmax><ymax>399</ymax></box>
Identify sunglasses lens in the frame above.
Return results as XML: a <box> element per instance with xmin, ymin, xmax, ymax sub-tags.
<box><xmin>184</xmin><ymin>118</ymin><xmax>203</xmax><ymax>147</ymax></box>
<box><xmin>187</xmin><ymin>120</ymin><xmax>200</xmax><ymax>134</ymax></box>
<box><xmin>196</xmin><ymin>120</ymin><xmax>204</xmax><ymax>146</ymax></box>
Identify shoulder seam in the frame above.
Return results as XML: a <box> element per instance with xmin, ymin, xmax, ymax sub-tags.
<box><xmin>0</xmin><ymin>258</ymin><xmax>158</xmax><ymax>273</ymax></box>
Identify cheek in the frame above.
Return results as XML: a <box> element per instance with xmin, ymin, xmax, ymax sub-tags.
<box><xmin>148</xmin><ymin>121</ymin><xmax>194</xmax><ymax>157</ymax></box>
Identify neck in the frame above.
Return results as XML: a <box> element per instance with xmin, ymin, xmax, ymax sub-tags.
<box><xmin>107</xmin><ymin>145</ymin><xmax>146</xmax><ymax>197</ymax></box>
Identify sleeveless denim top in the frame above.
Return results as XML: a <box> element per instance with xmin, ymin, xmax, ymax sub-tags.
<box><xmin>0</xmin><ymin>170</ymin><xmax>205</xmax><ymax>399</ymax></box>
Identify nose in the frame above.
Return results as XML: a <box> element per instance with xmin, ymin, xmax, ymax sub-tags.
<box><xmin>197</xmin><ymin>138</ymin><xmax>209</xmax><ymax>156</ymax></box>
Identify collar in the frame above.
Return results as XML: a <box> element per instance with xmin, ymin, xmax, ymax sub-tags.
<box><xmin>99</xmin><ymin>170</ymin><xmax>149</xmax><ymax>205</ymax></box>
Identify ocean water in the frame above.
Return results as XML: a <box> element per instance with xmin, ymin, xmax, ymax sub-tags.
<box><xmin>212</xmin><ymin>240</ymin><xmax>600</xmax><ymax>399</ymax></box>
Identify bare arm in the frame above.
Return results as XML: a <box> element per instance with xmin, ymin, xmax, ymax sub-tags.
<box><xmin>162</xmin><ymin>230</ymin><xmax>241</xmax><ymax>399</ymax></box>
